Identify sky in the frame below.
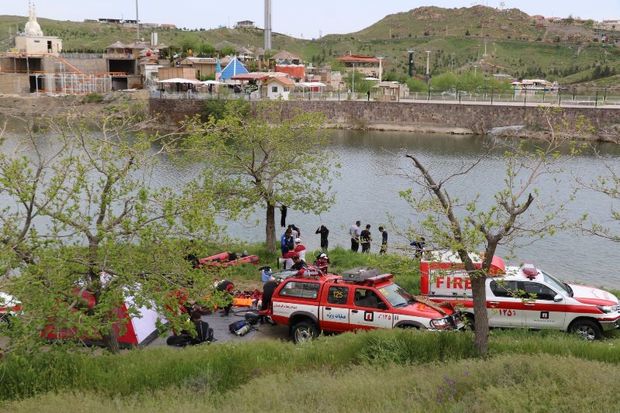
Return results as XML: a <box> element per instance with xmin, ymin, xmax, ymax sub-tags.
<box><xmin>3</xmin><ymin>0</ymin><xmax>619</xmax><ymax>39</ymax></box>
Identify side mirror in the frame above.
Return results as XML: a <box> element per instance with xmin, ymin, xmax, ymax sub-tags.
<box><xmin>377</xmin><ymin>302</ymin><xmax>388</xmax><ymax>310</ymax></box>
<box><xmin>553</xmin><ymin>294</ymin><xmax>563</xmax><ymax>303</ymax></box>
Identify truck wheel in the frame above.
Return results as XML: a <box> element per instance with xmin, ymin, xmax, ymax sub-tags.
<box><xmin>463</xmin><ymin>314</ymin><xmax>475</xmax><ymax>331</ymax></box>
<box><xmin>291</xmin><ymin>321</ymin><xmax>318</xmax><ymax>344</ymax></box>
<box><xmin>397</xmin><ymin>324</ymin><xmax>419</xmax><ymax>329</ymax></box>
<box><xmin>0</xmin><ymin>314</ymin><xmax>10</xmax><ymax>326</ymax></box>
<box><xmin>569</xmin><ymin>319</ymin><xmax>602</xmax><ymax>341</ymax></box>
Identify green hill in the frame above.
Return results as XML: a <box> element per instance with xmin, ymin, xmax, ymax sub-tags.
<box><xmin>1</xmin><ymin>5</ymin><xmax>618</xmax><ymax>87</ymax></box>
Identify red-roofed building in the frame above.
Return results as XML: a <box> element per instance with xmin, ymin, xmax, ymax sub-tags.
<box><xmin>275</xmin><ymin>64</ymin><xmax>305</xmax><ymax>81</ymax></box>
<box><xmin>337</xmin><ymin>54</ymin><xmax>383</xmax><ymax>79</ymax></box>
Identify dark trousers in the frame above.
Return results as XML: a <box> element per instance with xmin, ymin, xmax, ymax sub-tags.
<box><xmin>351</xmin><ymin>238</ymin><xmax>359</xmax><ymax>252</ymax></box>
<box><xmin>361</xmin><ymin>243</ymin><xmax>370</xmax><ymax>253</ymax></box>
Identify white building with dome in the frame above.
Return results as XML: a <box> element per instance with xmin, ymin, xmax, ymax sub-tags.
<box><xmin>14</xmin><ymin>2</ymin><xmax>62</xmax><ymax>55</ymax></box>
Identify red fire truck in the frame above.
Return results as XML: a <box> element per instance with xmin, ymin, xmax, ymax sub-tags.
<box><xmin>268</xmin><ymin>267</ymin><xmax>462</xmax><ymax>343</ymax></box>
<box><xmin>420</xmin><ymin>251</ymin><xmax>620</xmax><ymax>340</ymax></box>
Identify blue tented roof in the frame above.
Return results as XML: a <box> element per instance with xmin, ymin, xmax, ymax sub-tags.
<box><xmin>220</xmin><ymin>57</ymin><xmax>249</xmax><ymax>80</ymax></box>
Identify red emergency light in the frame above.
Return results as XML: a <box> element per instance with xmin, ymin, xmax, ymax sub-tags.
<box><xmin>362</xmin><ymin>274</ymin><xmax>394</xmax><ymax>286</ymax></box>
<box><xmin>522</xmin><ymin>264</ymin><xmax>538</xmax><ymax>279</ymax></box>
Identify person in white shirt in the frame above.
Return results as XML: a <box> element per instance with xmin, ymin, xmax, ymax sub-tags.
<box><xmin>349</xmin><ymin>220</ymin><xmax>361</xmax><ymax>252</ymax></box>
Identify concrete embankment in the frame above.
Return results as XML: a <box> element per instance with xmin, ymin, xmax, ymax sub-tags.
<box><xmin>149</xmin><ymin>98</ymin><xmax>620</xmax><ymax>142</ymax></box>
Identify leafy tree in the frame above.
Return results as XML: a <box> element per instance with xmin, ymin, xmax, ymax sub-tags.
<box><xmin>344</xmin><ymin>70</ymin><xmax>374</xmax><ymax>94</ymax></box>
<box><xmin>219</xmin><ymin>46</ymin><xmax>237</xmax><ymax>57</ymax></box>
<box><xmin>0</xmin><ymin>107</ymin><xmax>226</xmax><ymax>353</ymax></box>
<box><xmin>430</xmin><ymin>72</ymin><xmax>459</xmax><ymax>92</ymax></box>
<box><xmin>197</xmin><ymin>42</ymin><xmax>216</xmax><ymax>57</ymax></box>
<box><xmin>400</xmin><ymin>108</ymin><xmax>580</xmax><ymax>355</ymax></box>
<box><xmin>185</xmin><ymin>101</ymin><xmax>338</xmax><ymax>252</ymax></box>
<box><xmin>406</xmin><ymin>77</ymin><xmax>428</xmax><ymax>92</ymax></box>
<box><xmin>578</xmin><ymin>162</ymin><xmax>619</xmax><ymax>242</ymax></box>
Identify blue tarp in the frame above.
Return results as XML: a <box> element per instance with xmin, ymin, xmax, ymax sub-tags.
<box><xmin>219</xmin><ymin>57</ymin><xmax>249</xmax><ymax>81</ymax></box>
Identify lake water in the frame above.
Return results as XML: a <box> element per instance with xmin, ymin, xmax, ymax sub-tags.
<box><xmin>156</xmin><ymin>130</ymin><xmax>620</xmax><ymax>289</ymax></box>
<box><xmin>5</xmin><ymin>128</ymin><xmax>620</xmax><ymax>289</ymax></box>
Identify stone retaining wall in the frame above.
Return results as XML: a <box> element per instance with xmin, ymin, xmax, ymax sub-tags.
<box><xmin>149</xmin><ymin>98</ymin><xmax>620</xmax><ymax>137</ymax></box>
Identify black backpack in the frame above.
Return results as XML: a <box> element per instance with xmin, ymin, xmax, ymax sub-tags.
<box><xmin>228</xmin><ymin>320</ymin><xmax>251</xmax><ymax>336</ymax></box>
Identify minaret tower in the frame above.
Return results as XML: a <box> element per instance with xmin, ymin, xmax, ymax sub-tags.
<box><xmin>264</xmin><ymin>0</ymin><xmax>272</xmax><ymax>50</ymax></box>
<box><xmin>24</xmin><ymin>1</ymin><xmax>44</xmax><ymax>37</ymax></box>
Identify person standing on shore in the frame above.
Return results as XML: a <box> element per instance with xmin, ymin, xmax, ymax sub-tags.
<box><xmin>316</xmin><ymin>225</ymin><xmax>329</xmax><ymax>251</ymax></box>
<box><xmin>280</xmin><ymin>228</ymin><xmax>294</xmax><ymax>255</ymax></box>
<box><xmin>349</xmin><ymin>220</ymin><xmax>361</xmax><ymax>252</ymax></box>
<box><xmin>360</xmin><ymin>224</ymin><xmax>372</xmax><ymax>253</ymax></box>
<box><xmin>288</xmin><ymin>224</ymin><xmax>300</xmax><ymax>239</ymax></box>
<box><xmin>378</xmin><ymin>226</ymin><xmax>388</xmax><ymax>254</ymax></box>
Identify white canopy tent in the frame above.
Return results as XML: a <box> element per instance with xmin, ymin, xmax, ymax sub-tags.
<box><xmin>296</xmin><ymin>82</ymin><xmax>326</xmax><ymax>89</ymax></box>
<box><xmin>158</xmin><ymin>78</ymin><xmax>203</xmax><ymax>85</ymax></box>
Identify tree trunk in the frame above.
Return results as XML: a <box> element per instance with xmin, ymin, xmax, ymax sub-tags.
<box><xmin>266</xmin><ymin>202</ymin><xmax>276</xmax><ymax>253</ymax></box>
<box><xmin>471</xmin><ymin>275</ymin><xmax>489</xmax><ymax>356</ymax></box>
<box><xmin>102</xmin><ymin>328</ymin><xmax>120</xmax><ymax>354</ymax></box>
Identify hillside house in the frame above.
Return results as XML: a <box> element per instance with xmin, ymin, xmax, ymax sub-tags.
<box><xmin>104</xmin><ymin>41</ymin><xmax>150</xmax><ymax>90</ymax></box>
<box><xmin>263</xmin><ymin>76</ymin><xmax>295</xmax><ymax>100</ymax></box>
<box><xmin>337</xmin><ymin>54</ymin><xmax>382</xmax><ymax>79</ymax></box>
<box><xmin>235</xmin><ymin>20</ymin><xmax>255</xmax><ymax>29</ymax></box>
<box><xmin>179</xmin><ymin>57</ymin><xmax>217</xmax><ymax>79</ymax></box>
<box><xmin>231</xmin><ymin>72</ymin><xmax>295</xmax><ymax>100</ymax></box>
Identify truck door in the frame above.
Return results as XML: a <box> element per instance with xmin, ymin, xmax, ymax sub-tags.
<box><xmin>487</xmin><ymin>280</ymin><xmax>525</xmax><ymax>327</ymax></box>
<box><xmin>349</xmin><ymin>287</ymin><xmax>393</xmax><ymax>330</ymax></box>
<box><xmin>320</xmin><ymin>285</ymin><xmax>351</xmax><ymax>332</ymax></box>
<box><xmin>520</xmin><ymin>281</ymin><xmax>566</xmax><ymax>329</ymax></box>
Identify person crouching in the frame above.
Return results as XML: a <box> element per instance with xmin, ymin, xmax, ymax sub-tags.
<box><xmin>215</xmin><ymin>279</ymin><xmax>235</xmax><ymax>316</ymax></box>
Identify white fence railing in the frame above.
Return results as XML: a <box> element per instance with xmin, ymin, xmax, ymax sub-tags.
<box><xmin>149</xmin><ymin>89</ymin><xmax>620</xmax><ymax>107</ymax></box>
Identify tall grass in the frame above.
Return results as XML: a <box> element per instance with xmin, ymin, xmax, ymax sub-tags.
<box><xmin>5</xmin><ymin>353</ymin><xmax>620</xmax><ymax>413</ymax></box>
<box><xmin>0</xmin><ymin>331</ymin><xmax>472</xmax><ymax>401</ymax></box>
<box><xmin>1</xmin><ymin>329</ymin><xmax>619</xmax><ymax>403</ymax></box>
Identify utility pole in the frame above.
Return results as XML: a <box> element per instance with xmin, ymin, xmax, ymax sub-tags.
<box><xmin>425</xmin><ymin>50</ymin><xmax>431</xmax><ymax>76</ymax></box>
<box><xmin>377</xmin><ymin>56</ymin><xmax>384</xmax><ymax>82</ymax></box>
<box><xmin>407</xmin><ymin>50</ymin><xmax>415</xmax><ymax>77</ymax></box>
<box><xmin>352</xmin><ymin>63</ymin><xmax>355</xmax><ymax>97</ymax></box>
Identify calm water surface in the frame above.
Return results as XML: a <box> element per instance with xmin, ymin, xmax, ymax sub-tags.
<box><xmin>155</xmin><ymin>130</ymin><xmax>620</xmax><ymax>289</ymax></box>
<box><xmin>6</xmin><ymin>128</ymin><xmax>619</xmax><ymax>289</ymax></box>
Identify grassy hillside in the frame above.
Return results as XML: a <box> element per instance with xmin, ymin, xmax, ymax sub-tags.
<box><xmin>1</xmin><ymin>5</ymin><xmax>618</xmax><ymax>86</ymax></box>
<box><xmin>1</xmin><ymin>330</ymin><xmax>620</xmax><ymax>412</ymax></box>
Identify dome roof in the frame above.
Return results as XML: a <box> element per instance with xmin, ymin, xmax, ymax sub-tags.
<box><xmin>24</xmin><ymin>2</ymin><xmax>44</xmax><ymax>37</ymax></box>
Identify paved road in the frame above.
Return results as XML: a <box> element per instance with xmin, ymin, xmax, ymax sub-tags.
<box><xmin>150</xmin><ymin>307</ymin><xmax>290</xmax><ymax>347</ymax></box>
<box><xmin>0</xmin><ymin>308</ymin><xmax>290</xmax><ymax>353</ymax></box>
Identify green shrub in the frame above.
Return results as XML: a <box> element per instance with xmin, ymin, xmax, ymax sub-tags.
<box><xmin>82</xmin><ymin>93</ymin><xmax>104</xmax><ymax>104</ymax></box>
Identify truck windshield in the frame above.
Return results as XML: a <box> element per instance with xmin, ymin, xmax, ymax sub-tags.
<box><xmin>541</xmin><ymin>271</ymin><xmax>572</xmax><ymax>296</ymax></box>
<box><xmin>378</xmin><ymin>283</ymin><xmax>414</xmax><ymax>307</ymax></box>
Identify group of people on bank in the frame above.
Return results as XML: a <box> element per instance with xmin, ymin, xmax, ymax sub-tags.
<box><xmin>279</xmin><ymin>221</ymin><xmax>390</xmax><ymax>265</ymax></box>
<box><xmin>349</xmin><ymin>220</ymin><xmax>388</xmax><ymax>254</ymax></box>
<box><xmin>280</xmin><ymin>224</ymin><xmax>330</xmax><ymax>272</ymax></box>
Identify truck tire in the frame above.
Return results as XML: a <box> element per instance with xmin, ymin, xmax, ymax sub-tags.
<box><xmin>291</xmin><ymin>320</ymin><xmax>318</xmax><ymax>344</ymax></box>
<box><xmin>397</xmin><ymin>323</ymin><xmax>419</xmax><ymax>329</ymax></box>
<box><xmin>463</xmin><ymin>314</ymin><xmax>475</xmax><ymax>331</ymax></box>
<box><xmin>569</xmin><ymin>319</ymin><xmax>602</xmax><ymax>341</ymax></box>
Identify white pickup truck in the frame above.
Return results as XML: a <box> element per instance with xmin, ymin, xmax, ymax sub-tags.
<box><xmin>420</xmin><ymin>251</ymin><xmax>620</xmax><ymax>340</ymax></box>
